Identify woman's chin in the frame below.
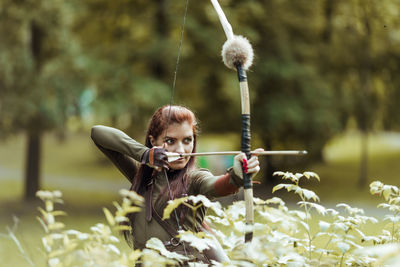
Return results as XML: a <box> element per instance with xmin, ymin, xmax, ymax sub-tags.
<box><xmin>170</xmin><ymin>160</ymin><xmax>188</xmax><ymax>170</ymax></box>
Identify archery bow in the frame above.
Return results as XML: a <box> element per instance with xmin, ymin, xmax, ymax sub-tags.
<box><xmin>210</xmin><ymin>0</ymin><xmax>255</xmax><ymax>242</ymax></box>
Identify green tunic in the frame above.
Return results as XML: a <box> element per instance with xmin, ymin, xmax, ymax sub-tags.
<box><xmin>91</xmin><ymin>125</ymin><xmax>242</xmax><ymax>249</ymax></box>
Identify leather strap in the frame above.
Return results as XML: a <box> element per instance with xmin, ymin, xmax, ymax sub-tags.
<box><xmin>152</xmin><ymin>205</ymin><xmax>179</xmax><ymax>237</ymax></box>
<box><xmin>144</xmin><ymin>176</ymin><xmax>178</xmax><ymax>237</ymax></box>
<box><xmin>145</xmin><ymin>179</ymin><xmax>154</xmax><ymax>222</ymax></box>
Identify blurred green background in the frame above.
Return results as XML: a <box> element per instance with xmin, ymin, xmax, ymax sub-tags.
<box><xmin>1</xmin><ymin>0</ymin><xmax>400</xmax><ymax>265</ymax></box>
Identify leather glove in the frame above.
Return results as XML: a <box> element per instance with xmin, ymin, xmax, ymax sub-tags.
<box><xmin>141</xmin><ymin>147</ymin><xmax>170</xmax><ymax>171</ymax></box>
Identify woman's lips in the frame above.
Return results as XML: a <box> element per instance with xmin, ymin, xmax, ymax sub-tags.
<box><xmin>171</xmin><ymin>157</ymin><xmax>185</xmax><ymax>162</ymax></box>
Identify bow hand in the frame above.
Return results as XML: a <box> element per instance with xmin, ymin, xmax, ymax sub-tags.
<box><xmin>233</xmin><ymin>150</ymin><xmax>261</xmax><ymax>180</ymax></box>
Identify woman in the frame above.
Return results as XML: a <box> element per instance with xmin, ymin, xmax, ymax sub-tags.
<box><xmin>91</xmin><ymin>105</ymin><xmax>262</xmax><ymax>264</ymax></box>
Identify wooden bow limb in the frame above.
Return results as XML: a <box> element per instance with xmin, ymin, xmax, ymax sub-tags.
<box><xmin>166</xmin><ymin>150</ymin><xmax>307</xmax><ymax>162</ymax></box>
<box><xmin>210</xmin><ymin>0</ymin><xmax>257</xmax><ymax>243</ymax></box>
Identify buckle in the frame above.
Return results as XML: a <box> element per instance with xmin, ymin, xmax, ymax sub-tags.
<box><xmin>170</xmin><ymin>237</ymin><xmax>180</xmax><ymax>247</ymax></box>
<box><xmin>146</xmin><ymin>179</ymin><xmax>153</xmax><ymax>187</ymax></box>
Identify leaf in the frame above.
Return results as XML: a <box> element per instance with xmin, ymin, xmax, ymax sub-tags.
<box><xmin>265</xmin><ymin>197</ymin><xmax>285</xmax><ymax>206</ymax></box>
<box><xmin>377</xmin><ymin>203</ymin><xmax>391</xmax><ymax>209</ymax></box>
<box><xmin>337</xmin><ymin>242</ymin><xmax>350</xmax><ymax>253</ymax></box>
<box><xmin>303</xmin><ymin>171</ymin><xmax>320</xmax><ymax>181</ymax></box>
<box><xmin>383</xmin><ymin>186</ymin><xmax>393</xmax><ymax>201</ymax></box>
<box><xmin>103</xmin><ymin>207</ymin><xmax>115</xmax><ymax>226</ymax></box>
<box><xmin>278</xmin><ymin>252</ymin><xmax>306</xmax><ymax>265</ymax></box>
<box><xmin>333</xmin><ymin>222</ymin><xmax>348</xmax><ymax>232</ymax></box>
<box><xmin>289</xmin><ymin>210</ymin><xmax>307</xmax><ymax>220</ymax></box>
<box><xmin>128</xmin><ymin>249</ymin><xmax>142</xmax><ymax>262</ymax></box>
<box><xmin>114</xmin><ymin>216</ymin><xmax>129</xmax><ymax>223</ymax></box>
<box><xmin>37</xmin><ymin>216</ymin><xmax>49</xmax><ymax>233</ymax></box>
<box><xmin>42</xmin><ymin>236</ymin><xmax>52</xmax><ymax>252</ymax></box>
<box><xmin>369</xmin><ymin>181</ymin><xmax>383</xmax><ymax>195</ymax></box>
<box><xmin>141</xmin><ymin>248</ymin><xmax>177</xmax><ymax>266</ymax></box>
<box><xmin>206</xmin><ymin>215</ymin><xmax>230</xmax><ymax>226</ymax></box>
<box><xmin>51</xmin><ymin>211</ymin><xmax>67</xmax><ymax>217</ymax></box>
<box><xmin>49</xmin><ymin>249</ymin><xmax>66</xmax><ymax>258</ymax></box>
<box><xmin>36</xmin><ymin>190</ymin><xmax>53</xmax><ymax>200</ymax></box>
<box><xmin>273</xmin><ymin>171</ymin><xmax>286</xmax><ymax>177</ymax></box>
<box><xmin>187</xmin><ymin>195</ymin><xmax>224</xmax><ymax>216</ymax></box>
<box><xmin>298</xmin><ymin>201</ymin><xmax>326</xmax><ymax>215</ymax></box>
<box><xmin>299</xmin><ymin>221</ymin><xmax>310</xmax><ymax>232</ymax></box>
<box><xmin>272</xmin><ymin>184</ymin><xmax>286</xmax><ymax>193</ymax></box>
<box><xmin>48</xmin><ymin>222</ymin><xmax>65</xmax><ymax>231</ymax></box>
<box><xmin>384</xmin><ymin>215</ymin><xmax>400</xmax><ymax>223</ymax></box>
<box><xmin>162</xmin><ymin>197</ymin><xmax>188</xmax><ymax>220</ymax></box>
<box><xmin>45</xmin><ymin>200</ymin><xmax>54</xmax><ymax>212</ymax></box>
<box><xmin>119</xmin><ymin>189</ymin><xmax>144</xmax><ymax>206</ymax></box>
<box><xmin>113</xmin><ymin>201</ymin><xmax>123</xmax><ymax>212</ymax></box>
<box><xmin>114</xmin><ymin>225</ymin><xmax>132</xmax><ymax>232</ymax></box>
<box><xmin>178</xmin><ymin>231</ymin><xmax>216</xmax><ymax>253</ymax></box>
<box><xmin>145</xmin><ymin>237</ymin><xmax>189</xmax><ymax>262</ymax></box>
<box><xmin>301</xmin><ymin>189</ymin><xmax>320</xmax><ymax>202</ymax></box>
<box><xmin>188</xmin><ymin>263</ymin><xmax>209</xmax><ymax>267</ymax></box>
<box><xmin>319</xmin><ymin>220</ymin><xmax>331</xmax><ymax>232</ymax></box>
<box><xmin>124</xmin><ymin>206</ymin><xmax>142</xmax><ymax>214</ymax></box>
<box><xmin>107</xmin><ymin>244</ymin><xmax>121</xmax><ymax>255</ymax></box>
<box><xmin>389</xmin><ymin>197</ymin><xmax>400</xmax><ymax>205</ymax></box>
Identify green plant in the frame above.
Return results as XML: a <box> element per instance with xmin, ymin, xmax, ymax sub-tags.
<box><xmin>6</xmin><ymin>172</ymin><xmax>400</xmax><ymax>266</ymax></box>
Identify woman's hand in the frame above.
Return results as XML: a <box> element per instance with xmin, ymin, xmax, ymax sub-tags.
<box><xmin>141</xmin><ymin>147</ymin><xmax>170</xmax><ymax>171</ymax></box>
<box><xmin>233</xmin><ymin>148</ymin><xmax>263</xmax><ymax>179</ymax></box>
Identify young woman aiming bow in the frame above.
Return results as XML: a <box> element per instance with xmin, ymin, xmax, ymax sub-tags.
<box><xmin>90</xmin><ymin>105</ymin><xmax>262</xmax><ymax>264</ymax></box>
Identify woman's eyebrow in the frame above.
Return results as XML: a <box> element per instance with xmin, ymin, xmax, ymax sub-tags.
<box><xmin>163</xmin><ymin>136</ymin><xmax>175</xmax><ymax>140</ymax></box>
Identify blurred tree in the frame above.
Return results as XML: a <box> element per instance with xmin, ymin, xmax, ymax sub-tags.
<box><xmin>73</xmin><ymin>0</ymin><xmax>178</xmax><ymax>135</ymax></box>
<box><xmin>0</xmin><ymin>0</ymin><xmax>86</xmax><ymax>200</ymax></box>
<box><xmin>222</xmin><ymin>0</ymin><xmax>345</xmax><ymax>182</ymax></box>
<box><xmin>72</xmin><ymin>0</ymin><xmax>400</xmax><ymax>186</ymax></box>
<box><xmin>73</xmin><ymin>0</ymin><xmax>243</xmax><ymax>135</ymax></box>
<box><xmin>316</xmin><ymin>0</ymin><xmax>400</xmax><ymax>187</ymax></box>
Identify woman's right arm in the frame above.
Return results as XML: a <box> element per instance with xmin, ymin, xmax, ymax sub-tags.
<box><xmin>91</xmin><ymin>125</ymin><xmax>149</xmax><ymax>182</ymax></box>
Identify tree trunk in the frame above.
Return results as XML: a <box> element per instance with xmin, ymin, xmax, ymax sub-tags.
<box><xmin>24</xmin><ymin>131</ymin><xmax>41</xmax><ymax>201</ymax></box>
<box><xmin>152</xmin><ymin>0</ymin><xmax>168</xmax><ymax>79</ymax></box>
<box><xmin>357</xmin><ymin>5</ymin><xmax>372</xmax><ymax>188</ymax></box>
<box><xmin>358</xmin><ymin>130</ymin><xmax>368</xmax><ymax>188</ymax></box>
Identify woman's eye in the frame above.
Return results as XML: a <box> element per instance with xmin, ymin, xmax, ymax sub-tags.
<box><xmin>184</xmin><ymin>138</ymin><xmax>193</xmax><ymax>144</ymax></box>
<box><xmin>165</xmin><ymin>139</ymin><xmax>174</xmax><ymax>145</ymax></box>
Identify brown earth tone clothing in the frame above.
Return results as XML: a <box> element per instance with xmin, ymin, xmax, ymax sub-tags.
<box><xmin>91</xmin><ymin>125</ymin><xmax>242</xmax><ymax>256</ymax></box>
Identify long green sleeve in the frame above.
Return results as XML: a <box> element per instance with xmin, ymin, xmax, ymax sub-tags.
<box><xmin>91</xmin><ymin>125</ymin><xmax>148</xmax><ymax>182</ymax></box>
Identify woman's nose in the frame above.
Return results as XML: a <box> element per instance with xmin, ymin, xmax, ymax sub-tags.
<box><xmin>176</xmin><ymin>142</ymin><xmax>185</xmax><ymax>153</ymax></box>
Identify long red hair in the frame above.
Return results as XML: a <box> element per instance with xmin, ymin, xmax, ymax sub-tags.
<box><xmin>124</xmin><ymin>105</ymin><xmax>198</xmax><ymax>245</ymax></box>
<box><xmin>131</xmin><ymin>105</ymin><xmax>198</xmax><ymax>196</ymax></box>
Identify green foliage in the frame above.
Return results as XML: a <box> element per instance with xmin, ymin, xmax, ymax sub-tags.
<box><xmin>0</xmin><ymin>0</ymin><xmax>86</xmax><ymax>136</ymax></box>
<box><xmin>9</xmin><ymin>174</ymin><xmax>396</xmax><ymax>266</ymax></box>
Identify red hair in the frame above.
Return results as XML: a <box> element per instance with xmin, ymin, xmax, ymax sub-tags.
<box><xmin>124</xmin><ymin>105</ymin><xmax>198</xmax><ymax>246</ymax></box>
<box><xmin>131</xmin><ymin>105</ymin><xmax>198</xmax><ymax>195</ymax></box>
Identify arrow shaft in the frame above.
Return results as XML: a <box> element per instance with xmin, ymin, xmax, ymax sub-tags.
<box><xmin>167</xmin><ymin>150</ymin><xmax>307</xmax><ymax>158</ymax></box>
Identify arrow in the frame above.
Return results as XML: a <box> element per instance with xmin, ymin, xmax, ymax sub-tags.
<box><xmin>167</xmin><ymin>150</ymin><xmax>307</xmax><ymax>162</ymax></box>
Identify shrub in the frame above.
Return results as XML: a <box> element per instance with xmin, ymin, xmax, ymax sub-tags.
<box><xmin>10</xmin><ymin>172</ymin><xmax>400</xmax><ymax>266</ymax></box>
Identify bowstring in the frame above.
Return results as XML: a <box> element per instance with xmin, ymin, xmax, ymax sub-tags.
<box><xmin>164</xmin><ymin>0</ymin><xmax>189</xmax><ymax>135</ymax></box>
<box><xmin>163</xmin><ymin>0</ymin><xmax>190</xmax><ymax>258</ymax></box>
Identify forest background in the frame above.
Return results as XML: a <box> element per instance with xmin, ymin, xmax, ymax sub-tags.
<box><xmin>1</xmin><ymin>0</ymin><xmax>400</xmax><ymax>265</ymax></box>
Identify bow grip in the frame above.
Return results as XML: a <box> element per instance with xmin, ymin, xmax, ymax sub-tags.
<box><xmin>236</xmin><ymin>63</ymin><xmax>252</xmax><ymax>189</ymax></box>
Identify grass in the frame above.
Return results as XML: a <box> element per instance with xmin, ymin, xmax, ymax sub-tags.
<box><xmin>307</xmin><ymin>131</ymin><xmax>400</xmax><ymax>206</ymax></box>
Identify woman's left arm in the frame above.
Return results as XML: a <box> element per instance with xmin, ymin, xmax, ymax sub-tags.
<box><xmin>190</xmin><ymin>149</ymin><xmax>263</xmax><ymax>199</ymax></box>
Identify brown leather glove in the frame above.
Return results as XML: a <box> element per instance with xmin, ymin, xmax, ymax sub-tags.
<box><xmin>141</xmin><ymin>147</ymin><xmax>170</xmax><ymax>170</ymax></box>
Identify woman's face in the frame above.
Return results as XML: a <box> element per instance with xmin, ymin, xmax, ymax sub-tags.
<box><xmin>150</xmin><ymin>121</ymin><xmax>194</xmax><ymax>170</ymax></box>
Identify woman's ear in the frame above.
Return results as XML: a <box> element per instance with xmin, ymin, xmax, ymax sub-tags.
<box><xmin>149</xmin><ymin>135</ymin><xmax>156</xmax><ymax>146</ymax></box>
